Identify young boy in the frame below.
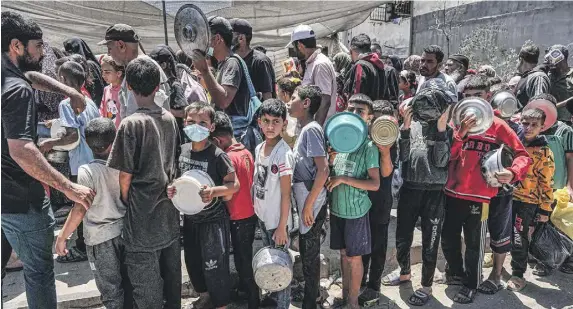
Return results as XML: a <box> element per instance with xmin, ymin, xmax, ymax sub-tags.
<box><xmin>169</xmin><ymin>102</ymin><xmax>238</xmax><ymax>309</ymax></box>
<box><xmin>55</xmin><ymin>118</ymin><xmax>132</xmax><ymax>308</ymax></box>
<box><xmin>210</xmin><ymin>111</ymin><xmax>259</xmax><ymax>309</ymax></box>
<box><xmin>379</xmin><ymin>89</ymin><xmax>452</xmax><ymax>306</ymax></box>
<box><xmin>327</xmin><ymin>94</ymin><xmax>387</xmax><ymax>309</ymax></box>
<box><xmin>107</xmin><ymin>57</ymin><xmax>181</xmax><ymax>309</ymax></box>
<box><xmin>507</xmin><ymin>108</ymin><xmax>555</xmax><ymax>291</ymax></box>
<box><xmin>286</xmin><ymin>85</ymin><xmax>329</xmax><ymax>309</ymax></box>
<box><xmin>360</xmin><ymin>100</ymin><xmax>398</xmax><ymax>305</ymax></box>
<box><xmin>99</xmin><ymin>55</ymin><xmax>124</xmax><ymax>128</ymax></box>
<box><xmin>442</xmin><ymin>77</ymin><xmax>531</xmax><ymax>304</ymax></box>
<box><xmin>38</xmin><ymin>60</ymin><xmax>100</xmax><ymax>263</ymax></box>
<box><xmin>253</xmin><ymin>99</ymin><xmax>295</xmax><ymax>309</ymax></box>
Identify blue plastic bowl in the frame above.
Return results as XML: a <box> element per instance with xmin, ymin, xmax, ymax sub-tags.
<box><xmin>324</xmin><ymin>112</ymin><xmax>368</xmax><ymax>153</ymax></box>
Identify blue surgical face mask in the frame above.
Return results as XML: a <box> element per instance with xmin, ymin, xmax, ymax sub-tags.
<box><xmin>184</xmin><ymin>124</ymin><xmax>210</xmax><ymax>142</ymax></box>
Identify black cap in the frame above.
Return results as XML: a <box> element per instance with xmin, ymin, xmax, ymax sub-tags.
<box><xmin>448</xmin><ymin>54</ymin><xmax>469</xmax><ymax>69</ymax></box>
<box><xmin>230</xmin><ymin>18</ymin><xmax>252</xmax><ymax>36</ymax></box>
<box><xmin>208</xmin><ymin>16</ymin><xmax>232</xmax><ymax>36</ymax></box>
<box><xmin>98</xmin><ymin>24</ymin><xmax>140</xmax><ymax>45</ymax></box>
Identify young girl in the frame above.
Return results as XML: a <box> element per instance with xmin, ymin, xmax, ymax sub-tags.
<box><xmin>399</xmin><ymin>70</ymin><xmax>417</xmax><ymax>102</ymax></box>
<box><xmin>277</xmin><ymin>74</ymin><xmax>302</xmax><ymax>148</ymax></box>
<box><xmin>99</xmin><ymin>55</ymin><xmax>124</xmax><ymax>128</ymax></box>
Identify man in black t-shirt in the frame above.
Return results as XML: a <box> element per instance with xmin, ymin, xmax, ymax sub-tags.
<box><xmin>231</xmin><ymin>18</ymin><xmax>276</xmax><ymax>100</ymax></box>
<box><xmin>1</xmin><ymin>12</ymin><xmax>95</xmax><ymax>309</ymax></box>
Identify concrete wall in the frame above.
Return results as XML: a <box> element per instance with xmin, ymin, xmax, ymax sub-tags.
<box><xmin>411</xmin><ymin>1</ymin><xmax>573</xmax><ymax>58</ymax></box>
<box><xmin>342</xmin><ymin>16</ymin><xmax>411</xmax><ymax>57</ymax></box>
<box><xmin>344</xmin><ymin>1</ymin><xmax>573</xmax><ymax>61</ymax></box>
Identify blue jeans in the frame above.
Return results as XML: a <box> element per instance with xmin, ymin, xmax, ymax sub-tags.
<box><xmin>259</xmin><ymin>221</ymin><xmax>291</xmax><ymax>309</ymax></box>
<box><xmin>1</xmin><ymin>197</ymin><xmax>57</xmax><ymax>309</ymax></box>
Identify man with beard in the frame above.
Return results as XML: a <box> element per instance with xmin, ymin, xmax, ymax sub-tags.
<box><xmin>418</xmin><ymin>45</ymin><xmax>458</xmax><ymax>103</ymax></box>
<box><xmin>1</xmin><ymin>12</ymin><xmax>95</xmax><ymax>309</ymax></box>
<box><xmin>546</xmin><ymin>44</ymin><xmax>573</xmax><ymax>124</ymax></box>
<box><xmin>98</xmin><ymin>24</ymin><xmax>171</xmax><ymax>118</ymax></box>
<box><xmin>231</xmin><ymin>18</ymin><xmax>276</xmax><ymax>100</ymax></box>
<box><xmin>444</xmin><ymin>54</ymin><xmax>469</xmax><ymax>100</ymax></box>
<box><xmin>287</xmin><ymin>25</ymin><xmax>337</xmax><ymax>125</ymax></box>
<box><xmin>515</xmin><ymin>43</ymin><xmax>550</xmax><ymax>108</ymax></box>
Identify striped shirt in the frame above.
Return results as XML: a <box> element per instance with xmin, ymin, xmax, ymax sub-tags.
<box><xmin>330</xmin><ymin>140</ymin><xmax>380</xmax><ymax>219</ymax></box>
<box><xmin>544</xmin><ymin>121</ymin><xmax>573</xmax><ymax>189</ymax></box>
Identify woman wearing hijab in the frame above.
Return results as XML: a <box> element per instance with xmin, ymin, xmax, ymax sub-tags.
<box><xmin>63</xmin><ymin>38</ymin><xmax>105</xmax><ymax>106</ymax></box>
<box><xmin>333</xmin><ymin>52</ymin><xmax>352</xmax><ymax>112</ymax></box>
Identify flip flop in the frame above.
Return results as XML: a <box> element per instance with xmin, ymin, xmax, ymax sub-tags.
<box><xmin>453</xmin><ymin>287</ymin><xmax>477</xmax><ymax>304</ymax></box>
<box><xmin>477</xmin><ymin>279</ymin><xmax>504</xmax><ymax>295</ymax></box>
<box><xmin>358</xmin><ymin>288</ymin><xmax>380</xmax><ymax>307</ymax></box>
<box><xmin>507</xmin><ymin>276</ymin><xmax>527</xmax><ymax>292</ymax></box>
<box><xmin>407</xmin><ymin>289</ymin><xmax>431</xmax><ymax>306</ymax></box>
<box><xmin>381</xmin><ymin>272</ymin><xmax>410</xmax><ymax>286</ymax></box>
<box><xmin>532</xmin><ymin>264</ymin><xmax>552</xmax><ymax>277</ymax></box>
<box><xmin>321</xmin><ymin>296</ymin><xmax>346</xmax><ymax>309</ymax></box>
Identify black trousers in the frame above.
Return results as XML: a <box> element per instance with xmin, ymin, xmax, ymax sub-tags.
<box><xmin>230</xmin><ymin>215</ymin><xmax>259</xmax><ymax>309</ymax></box>
<box><xmin>441</xmin><ymin>196</ymin><xmax>487</xmax><ymax>290</ymax></box>
<box><xmin>511</xmin><ymin>200</ymin><xmax>538</xmax><ymax>278</ymax></box>
<box><xmin>184</xmin><ymin>216</ymin><xmax>231</xmax><ymax>308</ymax></box>
<box><xmin>362</xmin><ymin>221</ymin><xmax>389</xmax><ymax>290</ymax></box>
<box><xmin>395</xmin><ymin>187</ymin><xmax>445</xmax><ymax>287</ymax></box>
<box><xmin>300</xmin><ymin>205</ymin><xmax>327</xmax><ymax>309</ymax></box>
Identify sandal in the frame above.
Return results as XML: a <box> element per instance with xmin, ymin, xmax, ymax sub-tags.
<box><xmin>453</xmin><ymin>286</ymin><xmax>477</xmax><ymax>304</ymax></box>
<box><xmin>507</xmin><ymin>276</ymin><xmax>527</xmax><ymax>292</ymax></box>
<box><xmin>381</xmin><ymin>271</ymin><xmax>410</xmax><ymax>286</ymax></box>
<box><xmin>321</xmin><ymin>296</ymin><xmax>346</xmax><ymax>308</ymax></box>
<box><xmin>56</xmin><ymin>247</ymin><xmax>87</xmax><ymax>263</ymax></box>
<box><xmin>358</xmin><ymin>288</ymin><xmax>380</xmax><ymax>307</ymax></box>
<box><xmin>408</xmin><ymin>289</ymin><xmax>431</xmax><ymax>306</ymax></box>
<box><xmin>477</xmin><ymin>279</ymin><xmax>504</xmax><ymax>295</ymax></box>
<box><xmin>532</xmin><ymin>264</ymin><xmax>552</xmax><ymax>277</ymax></box>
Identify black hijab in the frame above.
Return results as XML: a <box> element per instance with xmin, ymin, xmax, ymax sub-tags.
<box><xmin>63</xmin><ymin>37</ymin><xmax>100</xmax><ymax>68</ymax></box>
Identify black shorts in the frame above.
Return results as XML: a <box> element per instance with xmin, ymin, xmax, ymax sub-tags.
<box><xmin>330</xmin><ymin>213</ymin><xmax>371</xmax><ymax>257</ymax></box>
<box><xmin>488</xmin><ymin>194</ymin><xmax>513</xmax><ymax>254</ymax></box>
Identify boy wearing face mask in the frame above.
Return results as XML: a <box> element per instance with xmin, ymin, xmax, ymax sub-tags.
<box><xmin>167</xmin><ymin>101</ymin><xmax>239</xmax><ymax>309</ymax></box>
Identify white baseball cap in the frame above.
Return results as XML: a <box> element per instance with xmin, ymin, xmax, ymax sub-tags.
<box><xmin>286</xmin><ymin>25</ymin><xmax>315</xmax><ymax>48</ymax></box>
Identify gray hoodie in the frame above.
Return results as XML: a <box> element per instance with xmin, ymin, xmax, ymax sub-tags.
<box><xmin>399</xmin><ymin>121</ymin><xmax>452</xmax><ymax>190</ymax></box>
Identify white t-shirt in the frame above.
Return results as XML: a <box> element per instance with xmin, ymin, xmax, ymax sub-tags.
<box><xmin>253</xmin><ymin>139</ymin><xmax>294</xmax><ymax>230</ymax></box>
<box><xmin>302</xmin><ymin>49</ymin><xmax>338</xmax><ymax>122</ymax></box>
<box><xmin>119</xmin><ymin>55</ymin><xmax>171</xmax><ymax>118</ymax></box>
<box><xmin>77</xmin><ymin>159</ymin><xmax>126</xmax><ymax>246</ymax></box>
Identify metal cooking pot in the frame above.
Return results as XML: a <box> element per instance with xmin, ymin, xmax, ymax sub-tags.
<box><xmin>252</xmin><ymin>246</ymin><xmax>293</xmax><ymax>292</ymax></box>
<box><xmin>491</xmin><ymin>91</ymin><xmax>518</xmax><ymax>119</ymax></box>
<box><xmin>452</xmin><ymin>97</ymin><xmax>494</xmax><ymax>136</ymax></box>
<box><xmin>45</xmin><ymin>150</ymin><xmax>69</xmax><ymax>164</ymax></box>
<box><xmin>480</xmin><ymin>144</ymin><xmax>514</xmax><ymax>187</ymax></box>
<box><xmin>174</xmin><ymin>4</ymin><xmax>210</xmax><ymax>59</ymax></box>
<box><xmin>371</xmin><ymin>115</ymin><xmax>399</xmax><ymax>146</ymax></box>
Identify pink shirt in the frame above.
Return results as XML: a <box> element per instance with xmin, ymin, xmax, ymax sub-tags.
<box><xmin>99</xmin><ymin>84</ymin><xmax>122</xmax><ymax>128</ymax></box>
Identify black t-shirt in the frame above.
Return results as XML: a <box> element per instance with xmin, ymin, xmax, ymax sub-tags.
<box><xmin>178</xmin><ymin>143</ymin><xmax>235</xmax><ymax>223</ymax></box>
<box><xmin>243</xmin><ymin>49</ymin><xmax>276</xmax><ymax>98</ymax></box>
<box><xmin>1</xmin><ymin>55</ymin><xmax>46</xmax><ymax>214</ymax></box>
<box><xmin>216</xmin><ymin>56</ymin><xmax>251</xmax><ymax>117</ymax></box>
<box><xmin>368</xmin><ymin>144</ymin><xmax>398</xmax><ymax>224</ymax></box>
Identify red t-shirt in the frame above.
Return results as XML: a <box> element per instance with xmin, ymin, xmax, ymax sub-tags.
<box><xmin>225</xmin><ymin>143</ymin><xmax>255</xmax><ymax>220</ymax></box>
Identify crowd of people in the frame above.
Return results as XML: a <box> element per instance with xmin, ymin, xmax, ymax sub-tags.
<box><xmin>2</xmin><ymin>10</ymin><xmax>573</xmax><ymax>309</ymax></box>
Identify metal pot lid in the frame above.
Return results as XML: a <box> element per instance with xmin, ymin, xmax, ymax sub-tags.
<box><xmin>452</xmin><ymin>97</ymin><xmax>494</xmax><ymax>136</ymax></box>
<box><xmin>491</xmin><ymin>91</ymin><xmax>518</xmax><ymax>119</ymax></box>
<box><xmin>523</xmin><ymin>99</ymin><xmax>558</xmax><ymax>131</ymax></box>
<box><xmin>480</xmin><ymin>144</ymin><xmax>514</xmax><ymax>187</ymax></box>
<box><xmin>174</xmin><ymin>4</ymin><xmax>210</xmax><ymax>60</ymax></box>
<box><xmin>371</xmin><ymin>116</ymin><xmax>399</xmax><ymax>146</ymax></box>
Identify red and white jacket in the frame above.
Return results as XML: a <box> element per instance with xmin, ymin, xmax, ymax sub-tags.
<box><xmin>445</xmin><ymin>117</ymin><xmax>532</xmax><ymax>203</ymax></box>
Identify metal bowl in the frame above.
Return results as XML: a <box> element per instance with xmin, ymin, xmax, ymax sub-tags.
<box><xmin>491</xmin><ymin>91</ymin><xmax>518</xmax><ymax>119</ymax></box>
<box><xmin>452</xmin><ymin>97</ymin><xmax>494</xmax><ymax>136</ymax></box>
<box><xmin>480</xmin><ymin>144</ymin><xmax>514</xmax><ymax>187</ymax></box>
<box><xmin>371</xmin><ymin>115</ymin><xmax>399</xmax><ymax>146</ymax></box>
